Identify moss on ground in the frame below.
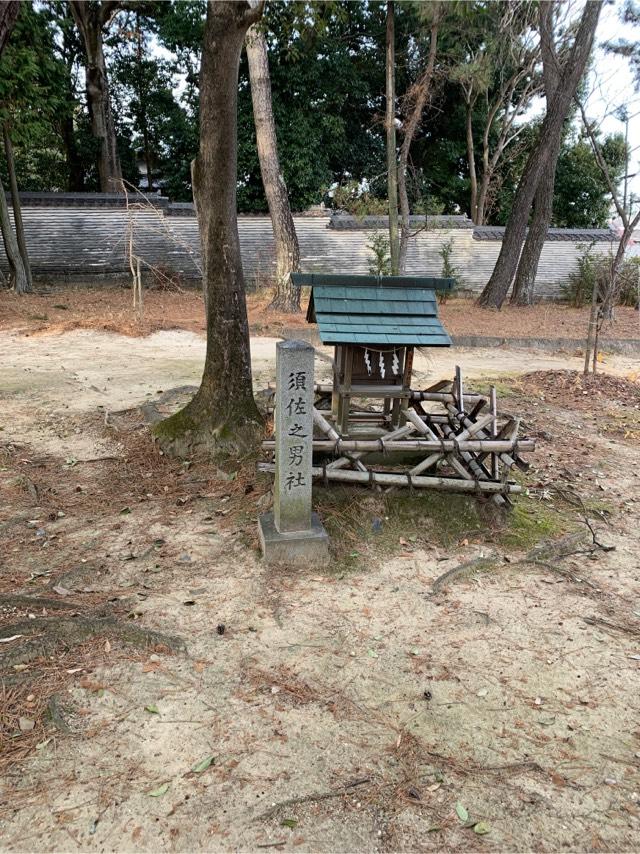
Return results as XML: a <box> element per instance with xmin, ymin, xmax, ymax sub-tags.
<box><xmin>314</xmin><ymin>486</ymin><xmax>572</xmax><ymax>576</ymax></box>
<box><xmin>152</xmin><ymin>406</ymin><xmax>198</xmax><ymax>442</ymax></box>
<box><xmin>466</xmin><ymin>377</ymin><xmax>522</xmax><ymax>398</ymax></box>
<box><xmin>497</xmin><ymin>498</ymin><xmax>568</xmax><ymax>550</ymax></box>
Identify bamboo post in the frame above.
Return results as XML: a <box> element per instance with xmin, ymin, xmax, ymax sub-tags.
<box><xmin>312</xmin><ymin>407</ymin><xmax>368</xmax><ymax>473</ymax></box>
<box><xmin>445</xmin><ymin>404</ymin><xmax>522</xmax><ymax>471</ymax></box>
<box><xmin>406</xmin><ymin>412</ymin><xmax>495</xmax><ymax>477</ymax></box>
<box><xmin>455</xmin><ymin>365</ymin><xmax>464</xmax><ymax>415</ymax></box>
<box><xmin>490</xmin><ymin>385</ymin><xmax>498</xmax><ymax>480</ymax></box>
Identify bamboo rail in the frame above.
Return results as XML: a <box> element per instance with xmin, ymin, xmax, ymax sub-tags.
<box><xmin>261</xmin><ymin>438</ymin><xmax>534</xmax><ymax>453</ymax></box>
<box><xmin>258</xmin><ymin>463</ymin><xmax>523</xmax><ymax>495</ymax></box>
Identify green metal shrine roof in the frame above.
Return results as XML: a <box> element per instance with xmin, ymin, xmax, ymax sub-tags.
<box><xmin>295</xmin><ymin>273</ymin><xmax>452</xmax><ymax>347</ymax></box>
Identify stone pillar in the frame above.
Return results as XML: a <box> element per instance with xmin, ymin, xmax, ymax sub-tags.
<box><xmin>258</xmin><ymin>340</ymin><xmax>329</xmax><ymax>566</ymax></box>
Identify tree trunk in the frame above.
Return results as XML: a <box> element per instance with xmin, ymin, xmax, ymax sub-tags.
<box><xmin>398</xmin><ymin>8</ymin><xmax>439</xmax><ymax>273</ymax></box>
<box><xmin>61</xmin><ymin>112</ymin><xmax>85</xmax><ymax>191</ymax></box>
<box><xmin>465</xmin><ymin>100</ymin><xmax>478</xmax><ymax>224</ymax></box>
<box><xmin>509</xmin><ymin>132</ymin><xmax>562</xmax><ymax>305</ymax></box>
<box><xmin>70</xmin><ymin>1</ymin><xmax>123</xmax><ymax>193</ymax></box>
<box><xmin>475</xmin><ymin>170</ymin><xmax>490</xmax><ymax>227</ymax></box>
<box><xmin>386</xmin><ymin>1</ymin><xmax>400</xmax><ymax>275</ymax></box>
<box><xmin>136</xmin><ymin>11</ymin><xmax>153</xmax><ymax>193</ymax></box>
<box><xmin>0</xmin><ymin>176</ymin><xmax>28</xmax><ymax>294</ymax></box>
<box><xmin>511</xmin><ymin>1</ymin><xmax>562</xmax><ymax>305</ymax></box>
<box><xmin>3</xmin><ymin>123</ymin><xmax>31</xmax><ymax>292</ymax></box>
<box><xmin>246</xmin><ymin>25</ymin><xmax>301</xmax><ymax>312</ymax></box>
<box><xmin>478</xmin><ymin>1</ymin><xmax>601</xmax><ymax>308</ymax></box>
<box><xmin>0</xmin><ymin>1</ymin><xmax>25</xmax><ymax>293</ymax></box>
<box><xmin>0</xmin><ymin>2</ymin><xmax>19</xmax><ymax>55</ymax></box>
<box><xmin>154</xmin><ymin>0</ymin><xmax>264</xmax><ymax>458</ymax></box>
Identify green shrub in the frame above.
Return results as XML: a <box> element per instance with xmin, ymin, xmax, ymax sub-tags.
<box><xmin>563</xmin><ymin>242</ymin><xmax>599</xmax><ymax>307</ymax></box>
<box><xmin>616</xmin><ymin>256</ymin><xmax>640</xmax><ymax>307</ymax></box>
<box><xmin>367</xmin><ymin>232</ymin><xmax>391</xmax><ymax>277</ymax></box>
<box><xmin>331</xmin><ymin>180</ymin><xmax>387</xmax><ymax>217</ymax></box>
<box><xmin>563</xmin><ymin>242</ymin><xmax>639</xmax><ymax>308</ymax></box>
<box><xmin>438</xmin><ymin>238</ymin><xmax>460</xmax><ymax>303</ymax></box>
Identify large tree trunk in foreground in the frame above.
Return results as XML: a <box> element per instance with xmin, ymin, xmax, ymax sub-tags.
<box><xmin>70</xmin><ymin>1</ymin><xmax>123</xmax><ymax>193</ymax></box>
<box><xmin>511</xmin><ymin>1</ymin><xmax>561</xmax><ymax>305</ymax></box>
<box><xmin>478</xmin><ymin>1</ymin><xmax>601</xmax><ymax>308</ymax></box>
<box><xmin>386</xmin><ymin>1</ymin><xmax>400</xmax><ymax>275</ymax></box>
<box><xmin>398</xmin><ymin>7</ymin><xmax>439</xmax><ymax>273</ymax></box>
<box><xmin>246</xmin><ymin>25</ymin><xmax>301</xmax><ymax>312</ymax></box>
<box><xmin>154</xmin><ymin>1</ymin><xmax>264</xmax><ymax>458</ymax></box>
<box><xmin>4</xmin><ymin>123</ymin><xmax>32</xmax><ymax>293</ymax></box>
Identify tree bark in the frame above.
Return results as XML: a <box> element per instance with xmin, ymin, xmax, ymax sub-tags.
<box><xmin>0</xmin><ymin>176</ymin><xmax>27</xmax><ymax>294</ymax></box>
<box><xmin>3</xmin><ymin>123</ymin><xmax>31</xmax><ymax>292</ymax></box>
<box><xmin>61</xmin><ymin>112</ymin><xmax>85</xmax><ymax>191</ymax></box>
<box><xmin>136</xmin><ymin>11</ymin><xmax>153</xmax><ymax>193</ymax></box>
<box><xmin>0</xmin><ymin>2</ymin><xmax>27</xmax><ymax>294</ymax></box>
<box><xmin>478</xmin><ymin>0</ymin><xmax>601</xmax><ymax>308</ymax></box>
<box><xmin>398</xmin><ymin>8</ymin><xmax>439</xmax><ymax>273</ymax></box>
<box><xmin>0</xmin><ymin>2</ymin><xmax>19</xmax><ymax>55</ymax></box>
<box><xmin>465</xmin><ymin>98</ymin><xmax>478</xmax><ymax>224</ymax></box>
<box><xmin>154</xmin><ymin>0</ymin><xmax>264</xmax><ymax>458</ymax></box>
<box><xmin>246</xmin><ymin>25</ymin><xmax>301</xmax><ymax>312</ymax></box>
<box><xmin>511</xmin><ymin>1</ymin><xmax>562</xmax><ymax>305</ymax></box>
<box><xmin>70</xmin><ymin>1</ymin><xmax>123</xmax><ymax>193</ymax></box>
<box><xmin>386</xmin><ymin>1</ymin><xmax>400</xmax><ymax>275</ymax></box>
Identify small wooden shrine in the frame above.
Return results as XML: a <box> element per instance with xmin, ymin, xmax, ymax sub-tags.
<box><xmin>260</xmin><ymin>273</ymin><xmax>535</xmax><ymax>503</ymax></box>
<box><xmin>299</xmin><ymin>273</ymin><xmax>452</xmax><ymax>434</ymax></box>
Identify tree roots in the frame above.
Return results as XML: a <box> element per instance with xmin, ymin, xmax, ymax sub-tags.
<box><xmin>1</xmin><ymin>610</ymin><xmax>185</xmax><ymax>671</ymax></box>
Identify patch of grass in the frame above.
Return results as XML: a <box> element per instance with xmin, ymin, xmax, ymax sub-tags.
<box><xmin>315</xmin><ymin>485</ymin><xmax>573</xmax><ymax>575</ymax></box>
<box><xmin>497</xmin><ymin>497</ymin><xmax>569</xmax><ymax>550</ymax></box>
<box><xmin>316</xmin><ymin>485</ymin><xmax>491</xmax><ymax>575</ymax></box>
<box><xmin>466</xmin><ymin>376</ymin><xmax>522</xmax><ymax>398</ymax></box>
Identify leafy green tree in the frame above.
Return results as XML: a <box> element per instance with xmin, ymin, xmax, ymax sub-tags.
<box><xmin>0</xmin><ymin>1</ymin><xmax>72</xmax><ymax>293</ymax></box>
<box><xmin>236</xmin><ymin>1</ymin><xmax>390</xmax><ymax>212</ymax></box>
<box><xmin>552</xmin><ymin>134</ymin><xmax>626</xmax><ymax>227</ymax></box>
<box><xmin>109</xmin><ymin>7</ymin><xmax>192</xmax><ymax>196</ymax></box>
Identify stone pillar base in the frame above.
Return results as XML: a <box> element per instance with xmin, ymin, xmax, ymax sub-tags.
<box><xmin>258</xmin><ymin>512</ymin><xmax>330</xmax><ymax>567</ymax></box>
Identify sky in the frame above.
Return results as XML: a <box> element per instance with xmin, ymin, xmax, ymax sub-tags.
<box><xmin>575</xmin><ymin>0</ymin><xmax>640</xmax><ymax>210</ymax></box>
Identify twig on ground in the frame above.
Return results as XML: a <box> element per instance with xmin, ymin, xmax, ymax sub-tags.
<box><xmin>256</xmin><ymin>777</ymin><xmax>371</xmax><ymax>821</ymax></box>
<box><xmin>582</xmin><ymin>615</ymin><xmax>640</xmax><ymax>637</ymax></box>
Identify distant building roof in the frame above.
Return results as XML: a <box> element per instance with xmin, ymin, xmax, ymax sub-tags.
<box><xmin>473</xmin><ymin>225</ymin><xmax>615</xmax><ymax>242</ymax></box>
<box><xmin>298</xmin><ymin>273</ymin><xmax>452</xmax><ymax>347</ymax></box>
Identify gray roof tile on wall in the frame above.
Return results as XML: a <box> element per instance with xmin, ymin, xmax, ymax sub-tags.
<box><xmin>472</xmin><ymin>225</ymin><xmax>615</xmax><ymax>242</ymax></box>
<box><xmin>328</xmin><ymin>214</ymin><xmax>474</xmax><ymax>230</ymax></box>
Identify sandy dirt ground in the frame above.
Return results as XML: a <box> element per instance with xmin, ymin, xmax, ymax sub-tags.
<box><xmin>1</xmin><ymin>325</ymin><xmax>640</xmax><ymax>852</ymax></box>
<box><xmin>1</xmin><ymin>288</ymin><xmax>638</xmax><ymax>343</ymax></box>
